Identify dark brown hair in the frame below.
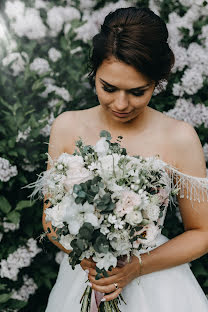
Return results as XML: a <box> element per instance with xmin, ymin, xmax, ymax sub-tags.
<box><xmin>88</xmin><ymin>7</ymin><xmax>175</xmax><ymax>87</ymax></box>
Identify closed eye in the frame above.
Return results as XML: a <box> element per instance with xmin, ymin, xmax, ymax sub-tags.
<box><xmin>102</xmin><ymin>86</ymin><xmax>145</xmax><ymax>97</ymax></box>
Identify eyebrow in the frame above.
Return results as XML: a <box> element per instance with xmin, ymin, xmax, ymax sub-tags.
<box><xmin>99</xmin><ymin>78</ymin><xmax>150</xmax><ymax>91</ymax></box>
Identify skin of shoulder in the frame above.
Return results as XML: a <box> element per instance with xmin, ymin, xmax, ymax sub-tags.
<box><xmin>169</xmin><ymin>119</ymin><xmax>207</xmax><ymax>177</ymax></box>
<box><xmin>47</xmin><ymin>111</ymin><xmax>77</xmax><ymax>169</ymax></box>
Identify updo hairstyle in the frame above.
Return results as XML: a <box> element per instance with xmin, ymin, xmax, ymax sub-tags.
<box><xmin>88</xmin><ymin>7</ymin><xmax>175</xmax><ymax>88</ymax></box>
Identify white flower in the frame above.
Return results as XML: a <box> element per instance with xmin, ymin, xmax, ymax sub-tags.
<box><xmin>92</xmin><ymin>252</ymin><xmax>117</xmax><ymax>271</ymax></box>
<box><xmin>16</xmin><ymin>126</ymin><xmax>31</xmax><ymax>142</ymax></box>
<box><xmin>94</xmin><ymin>137</ymin><xmax>109</xmax><ymax>157</ymax></box>
<box><xmin>84</xmin><ymin>212</ymin><xmax>99</xmax><ymax>228</ymax></box>
<box><xmin>2</xmin><ymin>221</ymin><xmax>20</xmax><ymax>232</ymax></box>
<box><xmin>5</xmin><ymin>2</ymin><xmax>47</xmax><ymax>40</ymax></box>
<box><xmin>165</xmin><ymin>98</ymin><xmax>208</xmax><ymax>128</ymax></box>
<box><xmin>45</xmin><ymin>203</ymin><xmax>66</xmax><ymax>228</ymax></box>
<box><xmin>0</xmin><ymin>157</ymin><xmax>18</xmax><ymax>182</ymax></box>
<box><xmin>40</xmin><ymin>81</ymin><xmax>71</xmax><ymax>102</ymax></box>
<box><xmin>125</xmin><ymin>210</ymin><xmax>143</xmax><ymax>226</ymax></box>
<box><xmin>59</xmin><ymin>234</ymin><xmax>73</xmax><ymax>250</ymax></box>
<box><xmin>47</xmin><ymin>6</ymin><xmax>80</xmax><ymax>37</ymax></box>
<box><xmin>133</xmin><ymin>223</ymin><xmax>159</xmax><ymax>248</ymax></box>
<box><xmin>2</xmin><ymin>52</ymin><xmax>29</xmax><ymax>76</ymax></box>
<box><xmin>64</xmin><ymin>165</ymin><xmax>93</xmax><ymax>191</ymax></box>
<box><xmin>0</xmin><ymin>238</ymin><xmax>41</xmax><ymax>281</ymax></box>
<box><xmin>48</xmin><ymin>47</ymin><xmax>62</xmax><ymax>62</ymax></box>
<box><xmin>115</xmin><ymin>190</ymin><xmax>142</xmax><ymax>217</ymax></box>
<box><xmin>68</xmin><ymin>214</ymin><xmax>84</xmax><ymax>235</ymax></box>
<box><xmin>11</xmin><ymin>275</ymin><xmax>38</xmax><ymax>301</ymax></box>
<box><xmin>100</xmin><ymin>224</ymin><xmax>110</xmax><ymax>235</ymax></box>
<box><xmin>142</xmin><ymin>204</ymin><xmax>160</xmax><ymax>222</ymax></box>
<box><xmin>109</xmin><ymin>230</ymin><xmax>131</xmax><ymax>255</ymax></box>
<box><xmin>30</xmin><ymin>58</ymin><xmax>51</xmax><ymax>75</ymax></box>
<box><xmin>203</xmin><ymin>143</ymin><xmax>208</xmax><ymax>162</ymax></box>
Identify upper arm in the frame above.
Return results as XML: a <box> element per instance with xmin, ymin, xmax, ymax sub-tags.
<box><xmin>47</xmin><ymin>111</ymin><xmax>75</xmax><ymax>170</ymax></box>
<box><xmin>174</xmin><ymin>122</ymin><xmax>208</xmax><ymax>231</ymax></box>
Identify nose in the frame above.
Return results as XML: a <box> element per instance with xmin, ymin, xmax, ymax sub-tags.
<box><xmin>113</xmin><ymin>91</ymin><xmax>129</xmax><ymax>111</ymax></box>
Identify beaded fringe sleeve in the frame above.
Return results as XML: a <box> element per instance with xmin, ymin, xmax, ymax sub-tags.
<box><xmin>163</xmin><ymin>162</ymin><xmax>208</xmax><ymax>203</ymax></box>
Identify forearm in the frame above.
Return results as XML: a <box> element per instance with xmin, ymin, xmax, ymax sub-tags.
<box><xmin>139</xmin><ymin>229</ymin><xmax>208</xmax><ymax>276</ymax></box>
<box><xmin>43</xmin><ymin>223</ymin><xmax>72</xmax><ymax>255</ymax></box>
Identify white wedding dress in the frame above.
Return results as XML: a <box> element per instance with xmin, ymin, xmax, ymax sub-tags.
<box><xmin>45</xmin><ymin>162</ymin><xmax>208</xmax><ymax>312</ymax></box>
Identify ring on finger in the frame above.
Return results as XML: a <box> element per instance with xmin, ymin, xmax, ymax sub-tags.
<box><xmin>113</xmin><ymin>283</ymin><xmax>119</xmax><ymax>290</ymax></box>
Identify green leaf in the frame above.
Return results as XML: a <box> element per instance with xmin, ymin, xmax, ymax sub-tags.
<box><xmin>7</xmin><ymin>211</ymin><xmax>20</xmax><ymax>224</ymax></box>
<box><xmin>100</xmin><ymin>130</ymin><xmax>112</xmax><ymax>140</ymax></box>
<box><xmin>0</xmin><ymin>196</ymin><xmax>12</xmax><ymax>214</ymax></box>
<box><xmin>16</xmin><ymin>200</ymin><xmax>35</xmax><ymax>211</ymax></box>
<box><xmin>0</xmin><ymin>293</ymin><xmax>12</xmax><ymax>303</ymax></box>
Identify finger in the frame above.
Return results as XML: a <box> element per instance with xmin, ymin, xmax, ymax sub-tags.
<box><xmin>103</xmin><ymin>288</ymin><xmax>123</xmax><ymax>302</ymax></box>
<box><xmin>89</xmin><ymin>273</ymin><xmax>122</xmax><ymax>286</ymax></box>
<box><xmin>90</xmin><ymin>282</ymin><xmax>120</xmax><ymax>294</ymax></box>
<box><xmin>88</xmin><ymin>267</ymin><xmax>97</xmax><ymax>276</ymax></box>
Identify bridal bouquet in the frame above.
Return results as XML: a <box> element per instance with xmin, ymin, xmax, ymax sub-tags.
<box><xmin>31</xmin><ymin>130</ymin><xmax>177</xmax><ymax>312</ymax></box>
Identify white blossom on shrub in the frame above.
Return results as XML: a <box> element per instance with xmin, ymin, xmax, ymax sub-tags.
<box><xmin>11</xmin><ymin>275</ymin><xmax>38</xmax><ymax>301</ymax></box>
<box><xmin>5</xmin><ymin>1</ymin><xmax>47</xmax><ymax>40</ymax></box>
<box><xmin>40</xmin><ymin>113</ymin><xmax>55</xmax><ymax>137</ymax></box>
<box><xmin>16</xmin><ymin>126</ymin><xmax>31</xmax><ymax>142</ymax></box>
<box><xmin>203</xmin><ymin>143</ymin><xmax>208</xmax><ymax>162</ymax></box>
<box><xmin>40</xmin><ymin>79</ymin><xmax>71</xmax><ymax>102</ymax></box>
<box><xmin>48</xmin><ymin>48</ymin><xmax>62</xmax><ymax>62</ymax></box>
<box><xmin>21</xmin><ymin>158</ymin><xmax>39</xmax><ymax>173</ymax></box>
<box><xmin>47</xmin><ymin>6</ymin><xmax>80</xmax><ymax>37</ymax></box>
<box><xmin>30</xmin><ymin>58</ymin><xmax>51</xmax><ymax>75</ymax></box>
<box><xmin>2</xmin><ymin>220</ymin><xmax>20</xmax><ymax>233</ymax></box>
<box><xmin>75</xmin><ymin>0</ymin><xmax>130</xmax><ymax>42</ymax></box>
<box><xmin>35</xmin><ymin>0</ymin><xmax>49</xmax><ymax>9</ymax></box>
<box><xmin>165</xmin><ymin>98</ymin><xmax>208</xmax><ymax>127</ymax></box>
<box><xmin>0</xmin><ymin>238</ymin><xmax>41</xmax><ymax>281</ymax></box>
<box><xmin>2</xmin><ymin>52</ymin><xmax>29</xmax><ymax>76</ymax></box>
<box><xmin>0</xmin><ymin>157</ymin><xmax>18</xmax><ymax>182</ymax></box>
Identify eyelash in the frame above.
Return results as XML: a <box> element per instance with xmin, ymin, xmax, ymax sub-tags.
<box><xmin>102</xmin><ymin>86</ymin><xmax>145</xmax><ymax>97</ymax></box>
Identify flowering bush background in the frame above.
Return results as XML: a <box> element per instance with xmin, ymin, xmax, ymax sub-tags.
<box><xmin>0</xmin><ymin>0</ymin><xmax>208</xmax><ymax>310</ymax></box>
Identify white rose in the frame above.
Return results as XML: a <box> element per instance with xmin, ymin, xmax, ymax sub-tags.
<box><xmin>94</xmin><ymin>137</ymin><xmax>109</xmax><ymax>156</ymax></box>
<box><xmin>125</xmin><ymin>210</ymin><xmax>143</xmax><ymax>226</ymax></box>
<box><xmin>59</xmin><ymin>234</ymin><xmax>73</xmax><ymax>250</ymax></box>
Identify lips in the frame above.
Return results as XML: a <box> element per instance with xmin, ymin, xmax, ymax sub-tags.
<box><xmin>112</xmin><ymin>110</ymin><xmax>131</xmax><ymax>117</ymax></box>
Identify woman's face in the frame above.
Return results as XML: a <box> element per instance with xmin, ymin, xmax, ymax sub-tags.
<box><xmin>95</xmin><ymin>57</ymin><xmax>155</xmax><ymax>124</ymax></box>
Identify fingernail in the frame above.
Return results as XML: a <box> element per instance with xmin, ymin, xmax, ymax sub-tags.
<box><xmin>101</xmin><ymin>298</ymin><xmax>106</xmax><ymax>302</ymax></box>
<box><xmin>87</xmin><ymin>282</ymin><xmax>92</xmax><ymax>287</ymax></box>
<box><xmin>85</xmin><ymin>269</ymin><xmax>89</xmax><ymax>274</ymax></box>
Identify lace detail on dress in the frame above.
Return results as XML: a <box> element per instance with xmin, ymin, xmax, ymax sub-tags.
<box><xmin>163</xmin><ymin>162</ymin><xmax>208</xmax><ymax>203</ymax></box>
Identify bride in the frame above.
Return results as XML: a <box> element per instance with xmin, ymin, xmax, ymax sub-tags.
<box><xmin>43</xmin><ymin>7</ymin><xmax>208</xmax><ymax>311</ymax></box>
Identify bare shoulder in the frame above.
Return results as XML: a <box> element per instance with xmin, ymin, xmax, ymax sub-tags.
<box><xmin>48</xmin><ymin>111</ymin><xmax>77</xmax><ymax>162</ymax></box>
<box><xmin>168</xmin><ymin>119</ymin><xmax>206</xmax><ymax>177</ymax></box>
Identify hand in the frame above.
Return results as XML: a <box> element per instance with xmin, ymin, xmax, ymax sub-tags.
<box><xmin>80</xmin><ymin>257</ymin><xmax>96</xmax><ymax>273</ymax></box>
<box><xmin>87</xmin><ymin>255</ymin><xmax>141</xmax><ymax>302</ymax></box>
